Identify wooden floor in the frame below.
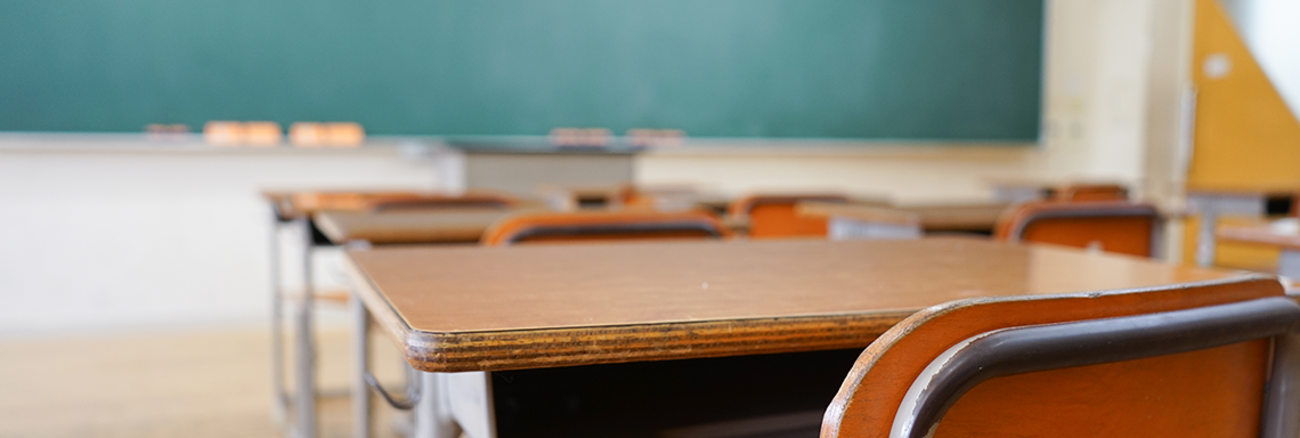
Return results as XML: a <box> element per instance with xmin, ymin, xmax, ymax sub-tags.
<box><xmin>0</xmin><ymin>325</ymin><xmax>409</xmax><ymax>438</ymax></box>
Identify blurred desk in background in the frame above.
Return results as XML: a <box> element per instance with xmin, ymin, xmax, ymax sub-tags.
<box><xmin>1218</xmin><ymin>218</ymin><xmax>1300</xmax><ymax>279</ymax></box>
<box><xmin>799</xmin><ymin>200</ymin><xmax>1011</xmax><ymax>238</ymax></box>
<box><xmin>1187</xmin><ymin>187</ymin><xmax>1295</xmax><ymax>267</ymax></box>
<box><xmin>315</xmin><ymin>208</ymin><xmax>533</xmax><ymax>246</ymax></box>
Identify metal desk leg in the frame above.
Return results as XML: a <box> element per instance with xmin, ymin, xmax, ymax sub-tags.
<box><xmin>1196</xmin><ymin>208</ymin><xmax>1218</xmax><ymax>267</ymax></box>
<box><xmin>414</xmin><ymin>371</ymin><xmax>460</xmax><ymax>438</ymax></box>
<box><xmin>827</xmin><ymin>217</ymin><xmax>922</xmax><ymax>241</ymax></box>
<box><xmin>352</xmin><ymin>292</ymin><xmax>371</xmax><ymax>438</ymax></box>
<box><xmin>444</xmin><ymin>372</ymin><xmax>497</xmax><ymax>438</ymax></box>
<box><xmin>1188</xmin><ymin>193</ymin><xmax>1267</xmax><ymax>267</ymax></box>
<box><xmin>270</xmin><ymin>211</ymin><xmax>288</xmax><ymax>426</ymax></box>
<box><xmin>1279</xmin><ymin>250</ymin><xmax>1300</xmax><ymax>280</ymax></box>
<box><xmin>296</xmin><ymin>217</ymin><xmax>317</xmax><ymax>438</ymax></box>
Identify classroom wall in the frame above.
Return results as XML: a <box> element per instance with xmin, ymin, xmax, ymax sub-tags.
<box><xmin>636</xmin><ymin>0</ymin><xmax>1168</xmax><ymax>204</ymax></box>
<box><xmin>0</xmin><ymin>136</ymin><xmax>449</xmax><ymax>335</ymax></box>
<box><xmin>0</xmin><ymin>0</ymin><xmax>1186</xmax><ymax>335</ymax></box>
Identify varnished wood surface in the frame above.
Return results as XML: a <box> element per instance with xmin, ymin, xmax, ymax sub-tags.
<box><xmin>822</xmin><ymin>276</ymin><xmax>1283</xmax><ymax>438</ymax></box>
<box><xmin>261</xmin><ymin>189</ymin><xmax>517</xmax><ymax>220</ymax></box>
<box><xmin>345</xmin><ymin>237</ymin><xmax>1241</xmax><ymax>372</ymax></box>
<box><xmin>261</xmin><ymin>190</ymin><xmax>440</xmax><ymax>220</ymax></box>
<box><xmin>1218</xmin><ymin>220</ymin><xmax>1300</xmax><ymax>249</ymax></box>
<box><xmin>315</xmin><ymin>208</ymin><xmax>519</xmax><ymax>245</ymax></box>
<box><xmin>796</xmin><ymin>202</ymin><xmax>920</xmax><ymax>227</ymax></box>
<box><xmin>800</xmin><ymin>201</ymin><xmax>1011</xmax><ymax>232</ymax></box>
<box><xmin>479</xmin><ymin>209</ymin><xmax>730</xmax><ymax>246</ymax></box>
<box><xmin>897</xmin><ymin>202</ymin><xmax>1012</xmax><ymax>231</ymax></box>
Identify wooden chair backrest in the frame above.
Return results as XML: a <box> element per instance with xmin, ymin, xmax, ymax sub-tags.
<box><xmin>729</xmin><ymin>194</ymin><xmax>848</xmax><ymax>239</ymax></box>
<box><xmin>480</xmin><ymin>210</ymin><xmax>729</xmax><ymax>246</ymax></box>
<box><xmin>994</xmin><ymin>201</ymin><xmax>1160</xmax><ymax>257</ymax></box>
<box><xmin>1053</xmin><ymin>183</ymin><xmax>1129</xmax><ymax>202</ymax></box>
<box><xmin>822</xmin><ymin>276</ymin><xmax>1295</xmax><ymax>438</ymax></box>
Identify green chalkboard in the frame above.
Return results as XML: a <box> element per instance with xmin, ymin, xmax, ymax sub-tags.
<box><xmin>0</xmin><ymin>0</ymin><xmax>1043</xmax><ymax>140</ymax></box>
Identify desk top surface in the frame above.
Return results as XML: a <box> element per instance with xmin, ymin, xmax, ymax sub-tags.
<box><xmin>800</xmin><ymin>201</ymin><xmax>1010</xmax><ymax>231</ymax></box>
<box><xmin>798</xmin><ymin>202</ymin><xmax>920</xmax><ymax>226</ymax></box>
<box><xmin>1218</xmin><ymin>219</ymin><xmax>1300</xmax><ymax>249</ymax></box>
<box><xmin>316</xmin><ymin>208</ymin><xmax>520</xmax><ymax>245</ymax></box>
<box><xmin>262</xmin><ymin>189</ymin><xmax>523</xmax><ymax>220</ymax></box>
<box><xmin>346</xmin><ymin>237</ymin><xmax>1246</xmax><ymax>372</ymax></box>
<box><xmin>263</xmin><ymin>190</ymin><xmax>446</xmax><ymax>220</ymax></box>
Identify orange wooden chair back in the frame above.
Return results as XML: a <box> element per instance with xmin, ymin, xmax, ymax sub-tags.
<box><xmin>994</xmin><ymin>201</ymin><xmax>1160</xmax><ymax>257</ymax></box>
<box><xmin>480</xmin><ymin>210</ymin><xmax>729</xmax><ymax>246</ymax></box>
<box><xmin>1053</xmin><ymin>183</ymin><xmax>1129</xmax><ymax>202</ymax></box>
<box><xmin>729</xmin><ymin>194</ymin><xmax>848</xmax><ymax>239</ymax></box>
<box><xmin>822</xmin><ymin>276</ymin><xmax>1298</xmax><ymax>438</ymax></box>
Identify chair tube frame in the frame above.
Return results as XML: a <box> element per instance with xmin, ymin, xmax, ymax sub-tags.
<box><xmin>891</xmin><ymin>296</ymin><xmax>1300</xmax><ymax>438</ymax></box>
<box><xmin>1003</xmin><ymin>204</ymin><xmax>1164</xmax><ymax>258</ymax></box>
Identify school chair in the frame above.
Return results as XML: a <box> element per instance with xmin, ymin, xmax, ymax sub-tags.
<box><xmin>821</xmin><ymin>276</ymin><xmax>1300</xmax><ymax>438</ymax></box>
<box><xmin>995</xmin><ymin>201</ymin><xmax>1162</xmax><ymax>257</ymax></box>
<box><xmin>480</xmin><ymin>210</ymin><xmax>729</xmax><ymax>246</ymax></box>
<box><xmin>728</xmin><ymin>194</ymin><xmax>849</xmax><ymax>239</ymax></box>
<box><xmin>1053</xmin><ymin>183</ymin><xmax>1129</xmax><ymax>202</ymax></box>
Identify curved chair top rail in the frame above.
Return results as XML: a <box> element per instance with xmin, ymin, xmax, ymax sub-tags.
<box><xmin>994</xmin><ymin>201</ymin><xmax>1161</xmax><ymax>243</ymax></box>
<box><xmin>480</xmin><ymin>209</ymin><xmax>730</xmax><ymax>246</ymax></box>
<box><xmin>892</xmin><ymin>296</ymin><xmax>1300</xmax><ymax>438</ymax></box>
<box><xmin>821</xmin><ymin>275</ymin><xmax>1287</xmax><ymax>438</ymax></box>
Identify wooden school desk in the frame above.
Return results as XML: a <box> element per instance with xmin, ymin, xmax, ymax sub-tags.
<box><xmin>315</xmin><ymin>209</ymin><xmax>525</xmax><ymax>246</ymax></box>
<box><xmin>1218</xmin><ymin>219</ymin><xmax>1300</xmax><ymax>279</ymax></box>
<box><xmin>264</xmin><ymin>190</ymin><xmax>395</xmax><ymax>438</ymax></box>
<box><xmin>1186</xmin><ymin>187</ymin><xmax>1293</xmax><ymax>267</ymax></box>
<box><xmin>261</xmin><ymin>189</ymin><xmax>518</xmax><ymax>438</ymax></box>
<box><xmin>342</xmin><ymin>237</ymin><xmax>1241</xmax><ymax>438</ymax></box>
<box><xmin>984</xmin><ymin>178</ymin><xmax>1129</xmax><ymax>203</ymax></box>
<box><xmin>798</xmin><ymin>200</ymin><xmax>1011</xmax><ymax>238</ymax></box>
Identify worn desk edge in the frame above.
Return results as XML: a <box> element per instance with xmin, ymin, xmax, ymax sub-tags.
<box><xmin>345</xmin><ymin>254</ymin><xmax>904</xmax><ymax>372</ymax></box>
<box><xmin>344</xmin><ymin>254</ymin><xmax>1276</xmax><ymax>373</ymax></box>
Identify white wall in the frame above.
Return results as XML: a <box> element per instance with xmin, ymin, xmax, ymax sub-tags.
<box><xmin>636</xmin><ymin>0</ymin><xmax>1166</xmax><ymax>205</ymax></box>
<box><xmin>635</xmin><ymin>143</ymin><xmax>1042</xmax><ymax>203</ymax></box>
<box><xmin>0</xmin><ymin>136</ymin><xmax>448</xmax><ymax>335</ymax></box>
